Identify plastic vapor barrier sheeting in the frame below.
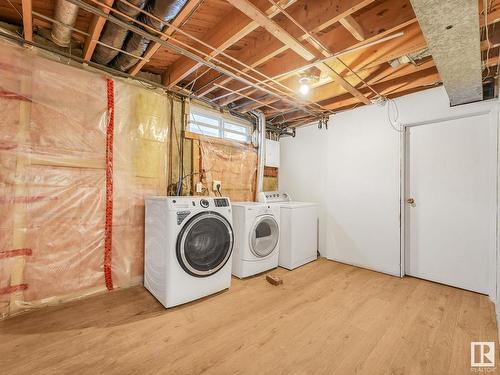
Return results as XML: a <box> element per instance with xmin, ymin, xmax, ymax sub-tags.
<box><xmin>199</xmin><ymin>139</ymin><xmax>257</xmax><ymax>202</ymax></box>
<box><xmin>0</xmin><ymin>40</ymin><xmax>172</xmax><ymax>318</ymax></box>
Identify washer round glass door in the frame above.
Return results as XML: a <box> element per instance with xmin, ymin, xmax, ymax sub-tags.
<box><xmin>250</xmin><ymin>215</ymin><xmax>279</xmax><ymax>258</ymax></box>
<box><xmin>176</xmin><ymin>211</ymin><xmax>234</xmax><ymax>277</ymax></box>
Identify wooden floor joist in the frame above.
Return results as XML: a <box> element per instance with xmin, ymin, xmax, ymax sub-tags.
<box><xmin>339</xmin><ymin>15</ymin><xmax>366</xmax><ymax>41</ymax></box>
<box><xmin>214</xmin><ymin>0</ymin><xmax>414</xmax><ymax>107</ymax></box>
<box><xmin>197</xmin><ymin>0</ymin><xmax>379</xmax><ymax>100</ymax></box>
<box><xmin>163</xmin><ymin>0</ymin><xmax>299</xmax><ymax>88</ymax></box>
<box><xmin>225</xmin><ymin>0</ymin><xmax>316</xmax><ymax>61</ymax></box>
<box><xmin>83</xmin><ymin>0</ymin><xmax>114</xmax><ymax>62</ymax></box>
<box><xmin>128</xmin><ymin>0</ymin><xmax>203</xmax><ymax>76</ymax></box>
<box><xmin>1</xmin><ymin>0</ymin><xmax>499</xmax><ymax>143</ymax></box>
<box><xmin>20</xmin><ymin>0</ymin><xmax>32</xmax><ymax>42</ymax></box>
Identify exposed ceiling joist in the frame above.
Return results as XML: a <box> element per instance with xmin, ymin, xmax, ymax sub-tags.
<box><xmin>339</xmin><ymin>15</ymin><xmax>365</xmax><ymax>41</ymax></box>
<box><xmin>196</xmin><ymin>0</ymin><xmax>377</xmax><ymax>98</ymax></box>
<box><xmin>410</xmin><ymin>0</ymin><xmax>482</xmax><ymax>105</ymax></box>
<box><xmin>223</xmin><ymin>0</ymin><xmax>371</xmax><ymax>105</ymax></box>
<box><xmin>322</xmin><ymin>62</ymin><xmax>372</xmax><ymax>104</ymax></box>
<box><xmin>309</xmin><ymin>26</ymin><xmax>427</xmax><ymax>101</ymax></box>
<box><xmin>225</xmin><ymin>0</ymin><xmax>315</xmax><ymax>61</ymax></box>
<box><xmin>237</xmin><ymin>95</ymin><xmax>279</xmax><ymax>112</ymax></box>
<box><xmin>68</xmin><ymin>0</ymin><xmax>323</xmax><ymax>118</ymax></box>
<box><xmin>214</xmin><ymin>83</ymin><xmax>280</xmax><ymax>111</ymax></box>
<box><xmin>128</xmin><ymin>0</ymin><xmax>203</xmax><ymax>76</ymax></box>
<box><xmin>284</xmin><ymin>66</ymin><xmax>440</xmax><ymax>127</ymax></box>
<box><xmin>83</xmin><ymin>0</ymin><xmax>114</xmax><ymax>62</ymax></box>
<box><xmin>240</xmin><ymin>51</ymin><xmax>433</xmax><ymax>113</ymax></box>
<box><xmin>313</xmin><ymin>59</ymin><xmax>436</xmax><ymax>104</ymax></box>
<box><xmin>2</xmin><ymin>0</ymin><xmax>497</xmax><ymax>125</ymax></box>
<box><xmin>21</xmin><ymin>0</ymin><xmax>32</xmax><ymax>42</ymax></box>
<box><xmin>324</xmin><ymin>67</ymin><xmax>440</xmax><ymax>110</ymax></box>
<box><xmin>163</xmin><ymin>0</ymin><xmax>298</xmax><ymax>88</ymax></box>
<box><xmin>268</xmin><ymin>46</ymin><xmax>500</xmax><ymax>121</ymax></box>
<box><xmin>213</xmin><ymin>0</ymin><xmax>414</xmax><ymax>106</ymax></box>
<box><xmin>479</xmin><ymin>2</ymin><xmax>500</xmax><ymax>27</ymax></box>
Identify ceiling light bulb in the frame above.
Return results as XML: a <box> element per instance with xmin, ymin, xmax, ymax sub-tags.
<box><xmin>298</xmin><ymin>75</ymin><xmax>312</xmax><ymax>96</ymax></box>
<box><xmin>299</xmin><ymin>83</ymin><xmax>310</xmax><ymax>95</ymax></box>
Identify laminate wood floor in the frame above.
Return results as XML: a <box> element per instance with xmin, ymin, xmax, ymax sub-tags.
<box><xmin>1</xmin><ymin>258</ymin><xmax>498</xmax><ymax>374</ymax></box>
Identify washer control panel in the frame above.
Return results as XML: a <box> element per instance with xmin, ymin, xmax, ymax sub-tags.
<box><xmin>214</xmin><ymin>198</ymin><xmax>229</xmax><ymax>207</ymax></box>
<box><xmin>257</xmin><ymin>191</ymin><xmax>291</xmax><ymax>203</ymax></box>
<box><xmin>149</xmin><ymin>196</ymin><xmax>232</xmax><ymax>210</ymax></box>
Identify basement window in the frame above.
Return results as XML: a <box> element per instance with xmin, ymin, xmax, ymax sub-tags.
<box><xmin>188</xmin><ymin>106</ymin><xmax>252</xmax><ymax>143</ymax></box>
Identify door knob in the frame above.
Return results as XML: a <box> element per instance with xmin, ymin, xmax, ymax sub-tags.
<box><xmin>407</xmin><ymin>198</ymin><xmax>415</xmax><ymax>204</ymax></box>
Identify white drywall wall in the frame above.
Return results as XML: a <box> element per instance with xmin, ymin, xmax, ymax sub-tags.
<box><xmin>326</xmin><ymin>101</ymin><xmax>402</xmax><ymax>276</ymax></box>
<box><xmin>279</xmin><ymin>87</ymin><xmax>498</xmax><ymax>297</ymax></box>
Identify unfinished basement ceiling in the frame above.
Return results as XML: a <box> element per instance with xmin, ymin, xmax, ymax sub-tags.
<box><xmin>0</xmin><ymin>0</ymin><xmax>497</xmax><ymax>128</ymax></box>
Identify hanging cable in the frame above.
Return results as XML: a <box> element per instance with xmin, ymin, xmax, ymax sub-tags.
<box><xmin>483</xmin><ymin>0</ymin><xmax>493</xmax><ymax>80</ymax></box>
<box><xmin>386</xmin><ymin>98</ymin><xmax>404</xmax><ymax>133</ymax></box>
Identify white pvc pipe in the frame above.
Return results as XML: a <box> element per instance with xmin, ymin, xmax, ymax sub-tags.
<box><xmin>254</xmin><ymin>110</ymin><xmax>266</xmax><ymax>196</ymax></box>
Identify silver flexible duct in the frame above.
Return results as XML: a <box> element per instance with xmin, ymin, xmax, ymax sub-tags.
<box><xmin>114</xmin><ymin>0</ymin><xmax>188</xmax><ymax>72</ymax></box>
<box><xmin>93</xmin><ymin>0</ymin><xmax>148</xmax><ymax>65</ymax></box>
<box><xmin>51</xmin><ymin>0</ymin><xmax>79</xmax><ymax>47</ymax></box>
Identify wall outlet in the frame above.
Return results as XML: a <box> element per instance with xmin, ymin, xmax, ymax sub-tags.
<box><xmin>195</xmin><ymin>182</ymin><xmax>204</xmax><ymax>193</ymax></box>
<box><xmin>213</xmin><ymin>180</ymin><xmax>222</xmax><ymax>192</ymax></box>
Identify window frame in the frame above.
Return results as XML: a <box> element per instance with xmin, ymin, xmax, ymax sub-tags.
<box><xmin>188</xmin><ymin>105</ymin><xmax>253</xmax><ymax>144</ymax></box>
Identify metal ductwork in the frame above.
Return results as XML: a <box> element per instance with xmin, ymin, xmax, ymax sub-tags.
<box><xmin>252</xmin><ymin>110</ymin><xmax>266</xmax><ymax>196</ymax></box>
<box><xmin>93</xmin><ymin>0</ymin><xmax>147</xmax><ymax>65</ymax></box>
<box><xmin>51</xmin><ymin>0</ymin><xmax>79</xmax><ymax>47</ymax></box>
<box><xmin>409</xmin><ymin>0</ymin><xmax>482</xmax><ymax>106</ymax></box>
<box><xmin>114</xmin><ymin>0</ymin><xmax>188</xmax><ymax>72</ymax></box>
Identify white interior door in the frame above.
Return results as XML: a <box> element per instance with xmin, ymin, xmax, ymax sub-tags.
<box><xmin>405</xmin><ymin>114</ymin><xmax>496</xmax><ymax>294</ymax></box>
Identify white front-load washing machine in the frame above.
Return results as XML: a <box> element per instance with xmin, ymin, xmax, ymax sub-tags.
<box><xmin>231</xmin><ymin>202</ymin><xmax>280</xmax><ymax>278</ymax></box>
<box><xmin>144</xmin><ymin>196</ymin><xmax>234</xmax><ymax>308</ymax></box>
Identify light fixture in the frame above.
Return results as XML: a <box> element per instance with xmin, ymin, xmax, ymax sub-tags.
<box><xmin>298</xmin><ymin>76</ymin><xmax>311</xmax><ymax>96</ymax></box>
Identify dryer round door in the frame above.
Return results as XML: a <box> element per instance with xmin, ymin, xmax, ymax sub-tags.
<box><xmin>176</xmin><ymin>211</ymin><xmax>234</xmax><ymax>277</ymax></box>
<box><xmin>249</xmin><ymin>215</ymin><xmax>279</xmax><ymax>258</ymax></box>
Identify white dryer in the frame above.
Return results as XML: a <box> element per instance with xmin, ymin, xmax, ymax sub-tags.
<box><xmin>144</xmin><ymin>196</ymin><xmax>234</xmax><ymax>308</ymax></box>
<box><xmin>231</xmin><ymin>202</ymin><xmax>280</xmax><ymax>278</ymax></box>
<box><xmin>258</xmin><ymin>192</ymin><xmax>318</xmax><ymax>270</ymax></box>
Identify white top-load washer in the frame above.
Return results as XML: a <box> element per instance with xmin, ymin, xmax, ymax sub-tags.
<box><xmin>258</xmin><ymin>192</ymin><xmax>318</xmax><ymax>270</ymax></box>
<box><xmin>231</xmin><ymin>202</ymin><xmax>280</xmax><ymax>278</ymax></box>
<box><xmin>144</xmin><ymin>196</ymin><xmax>234</xmax><ymax>308</ymax></box>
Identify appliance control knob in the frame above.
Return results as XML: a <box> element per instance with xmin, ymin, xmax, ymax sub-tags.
<box><xmin>200</xmin><ymin>199</ymin><xmax>209</xmax><ymax>208</ymax></box>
